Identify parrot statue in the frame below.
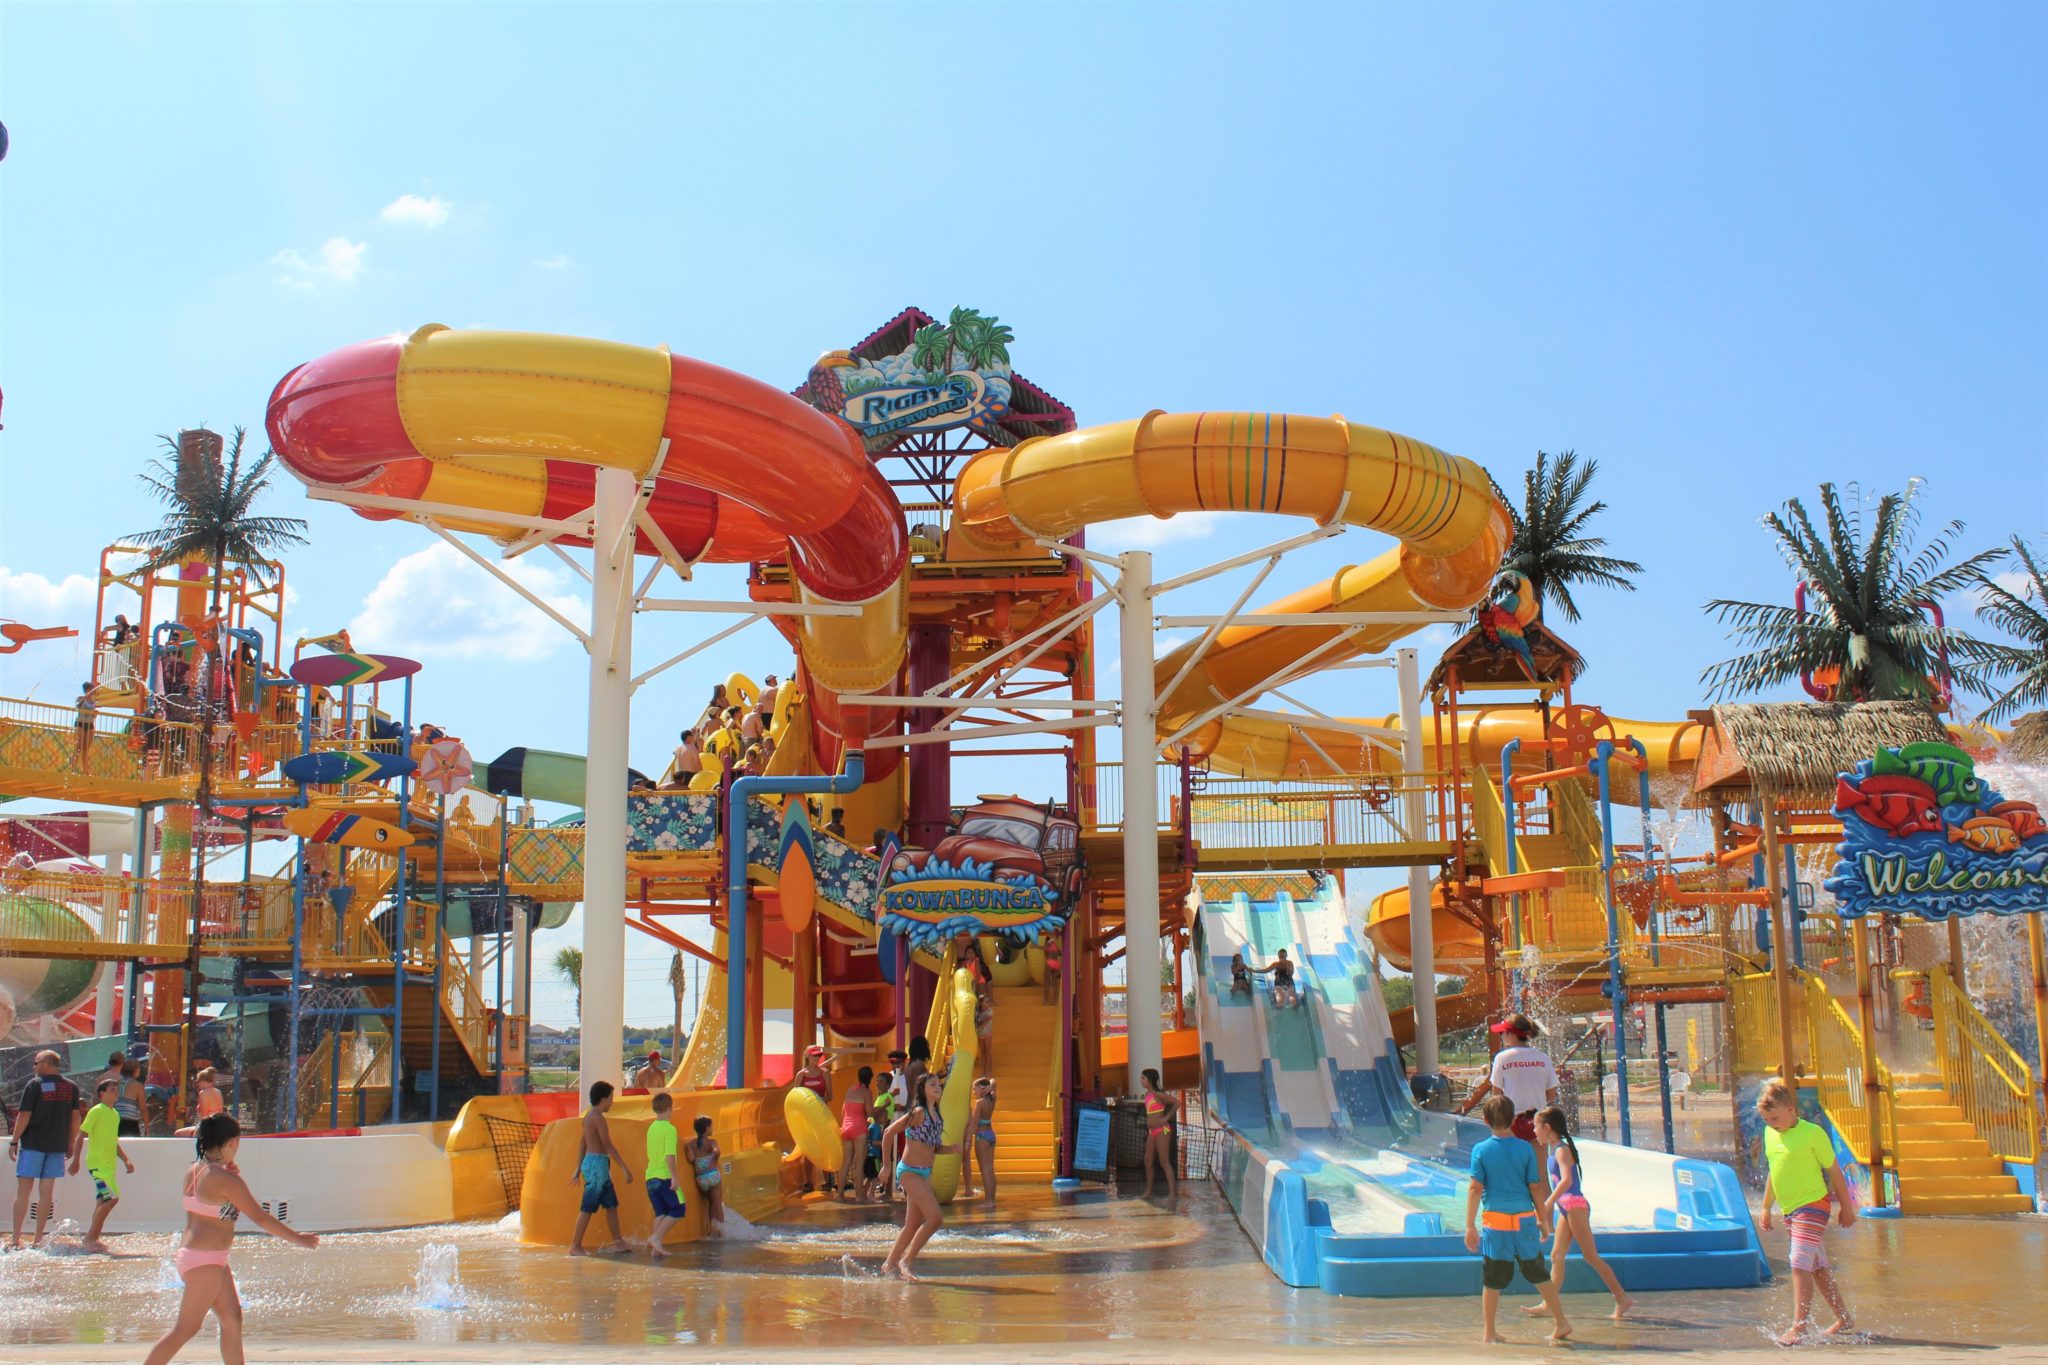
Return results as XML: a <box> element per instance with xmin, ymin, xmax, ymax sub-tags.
<box><xmin>1478</xmin><ymin>571</ymin><xmax>1540</xmax><ymax>676</ymax></box>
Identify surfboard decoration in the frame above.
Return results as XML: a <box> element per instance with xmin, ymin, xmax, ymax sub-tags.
<box><xmin>280</xmin><ymin>750</ymin><xmax>419</xmax><ymax>786</ymax></box>
<box><xmin>282</xmin><ymin>805</ymin><xmax>414</xmax><ymax>850</ymax></box>
<box><xmin>417</xmin><ymin>739</ymin><xmax>474</xmax><ymax>798</ymax></box>
<box><xmin>287</xmin><ymin>652</ymin><xmax>421</xmax><ymax>688</ymax></box>
<box><xmin>777</xmin><ymin>800</ymin><xmax>816</xmax><ymax>933</ymax></box>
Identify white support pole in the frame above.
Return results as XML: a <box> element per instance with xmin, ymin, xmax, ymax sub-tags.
<box><xmin>1120</xmin><ymin>550</ymin><xmax>1164</xmax><ymax>1092</ymax></box>
<box><xmin>579</xmin><ymin>467</ymin><xmax>635</xmax><ymax>1098</ymax></box>
<box><xmin>95</xmin><ymin>851</ymin><xmax>123</xmax><ymax>1035</ymax></box>
<box><xmin>1398</xmin><ymin>647</ymin><xmax>1438</xmax><ymax>1080</ymax></box>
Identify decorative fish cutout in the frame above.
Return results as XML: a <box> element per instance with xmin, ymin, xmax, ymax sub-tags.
<box><xmin>1987</xmin><ymin>800</ymin><xmax>2047</xmax><ymax>842</ymax></box>
<box><xmin>1834</xmin><ymin>774</ymin><xmax>1944</xmax><ymax>837</ymax></box>
<box><xmin>1869</xmin><ymin>743</ymin><xmax>1986</xmax><ymax>808</ymax></box>
<box><xmin>1947</xmin><ymin>817</ymin><xmax>2020</xmax><ymax>856</ymax></box>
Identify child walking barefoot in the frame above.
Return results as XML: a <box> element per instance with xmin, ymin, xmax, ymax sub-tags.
<box><xmin>643</xmin><ymin>1092</ymin><xmax>684</xmax><ymax>1256</ymax></box>
<box><xmin>569</xmin><ymin>1081</ymin><xmax>633</xmax><ymax>1256</ymax></box>
<box><xmin>1757</xmin><ymin>1079</ymin><xmax>1856</xmax><ymax>1345</ymax></box>
<box><xmin>1522</xmin><ymin>1105</ymin><xmax>1631</xmax><ymax>1321</ymax></box>
<box><xmin>1465</xmin><ymin>1093</ymin><xmax>1571</xmax><ymax>1344</ymax></box>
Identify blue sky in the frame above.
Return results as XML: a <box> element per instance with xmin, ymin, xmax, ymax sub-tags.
<box><xmin>2</xmin><ymin>3</ymin><xmax>2042</xmax><ymax>1029</ymax></box>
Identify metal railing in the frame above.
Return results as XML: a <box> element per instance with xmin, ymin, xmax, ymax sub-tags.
<box><xmin>1080</xmin><ymin>761</ymin><xmax>1182</xmax><ymax>834</ymax></box>
<box><xmin>1183</xmin><ymin>769</ymin><xmax>1452</xmax><ymax>857</ymax></box>
<box><xmin>1801</xmin><ymin>970</ymin><xmax>1897</xmax><ymax>1169</ymax></box>
<box><xmin>1730</xmin><ymin>971</ymin><xmax>1805</xmax><ymax>1075</ymax></box>
<box><xmin>0</xmin><ymin>695</ymin><xmax>199</xmax><ymax>792</ymax></box>
<box><xmin>1928</xmin><ymin>965</ymin><xmax>2038</xmax><ymax>1164</ymax></box>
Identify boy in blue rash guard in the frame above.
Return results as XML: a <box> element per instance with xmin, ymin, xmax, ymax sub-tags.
<box><xmin>570</xmin><ymin>1081</ymin><xmax>632</xmax><ymax>1257</ymax></box>
<box><xmin>1465</xmin><ymin>1093</ymin><xmax>1570</xmax><ymax>1344</ymax></box>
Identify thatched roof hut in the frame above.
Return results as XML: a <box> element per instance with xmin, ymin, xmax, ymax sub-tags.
<box><xmin>2008</xmin><ymin>711</ymin><xmax>2048</xmax><ymax>764</ymax></box>
<box><xmin>1692</xmin><ymin>700</ymin><xmax>1951</xmax><ymax>803</ymax></box>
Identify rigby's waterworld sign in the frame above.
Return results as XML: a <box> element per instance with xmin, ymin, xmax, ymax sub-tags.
<box><xmin>1825</xmin><ymin>742</ymin><xmax>2048</xmax><ymax>921</ymax></box>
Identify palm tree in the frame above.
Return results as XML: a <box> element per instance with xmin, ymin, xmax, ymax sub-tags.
<box><xmin>552</xmin><ymin>946</ymin><xmax>584</xmax><ymax>1020</ymax></box>
<box><xmin>1490</xmin><ymin>450</ymin><xmax>1643</xmax><ymax>623</ymax></box>
<box><xmin>126</xmin><ymin>427</ymin><xmax>308</xmax><ymax>1114</ymax></box>
<box><xmin>667</xmin><ymin>949</ymin><xmax>687</xmax><ymax>1064</ymax></box>
<box><xmin>911</xmin><ymin>323</ymin><xmax>952</xmax><ymax>375</ymax></box>
<box><xmin>1971</xmin><ymin>537</ymin><xmax>2048</xmax><ymax>723</ymax></box>
<box><xmin>1702</xmin><ymin>481</ymin><xmax>2003</xmax><ymax>702</ymax></box>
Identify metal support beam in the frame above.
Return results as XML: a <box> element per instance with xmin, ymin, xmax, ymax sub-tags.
<box><xmin>422</xmin><ymin>518</ymin><xmax>591</xmax><ymax>648</ymax></box>
<box><xmin>578</xmin><ymin>467</ymin><xmax>635</xmax><ymax>1097</ymax></box>
<box><xmin>862</xmin><ymin>715</ymin><xmax>1115</xmax><ymax>748</ymax></box>
<box><xmin>312</xmin><ymin>486</ymin><xmax>593</xmax><ymax>537</ymax></box>
<box><xmin>1120</xmin><ymin>549</ymin><xmax>1163</xmax><ymax>1090</ymax></box>
<box><xmin>1399</xmin><ymin>648</ymin><xmax>1438</xmax><ymax>1078</ymax></box>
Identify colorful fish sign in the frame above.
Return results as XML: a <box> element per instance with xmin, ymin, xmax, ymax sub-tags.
<box><xmin>1826</xmin><ymin>742</ymin><xmax>2048</xmax><ymax>921</ymax></box>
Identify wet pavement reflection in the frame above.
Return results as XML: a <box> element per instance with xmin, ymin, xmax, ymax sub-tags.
<box><xmin>4</xmin><ymin>1185</ymin><xmax>2043</xmax><ymax>1359</ymax></box>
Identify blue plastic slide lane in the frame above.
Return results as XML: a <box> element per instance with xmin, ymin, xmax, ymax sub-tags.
<box><xmin>1195</xmin><ymin>872</ymin><xmax>1768</xmax><ymax>1297</ymax></box>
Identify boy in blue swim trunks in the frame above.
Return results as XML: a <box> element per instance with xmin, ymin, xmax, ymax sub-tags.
<box><xmin>643</xmin><ymin>1092</ymin><xmax>685</xmax><ymax>1256</ymax></box>
<box><xmin>1465</xmin><ymin>1093</ymin><xmax>1570</xmax><ymax>1344</ymax></box>
<box><xmin>569</xmin><ymin>1081</ymin><xmax>632</xmax><ymax>1257</ymax></box>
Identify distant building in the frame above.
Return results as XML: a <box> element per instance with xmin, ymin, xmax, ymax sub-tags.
<box><xmin>527</xmin><ymin>1023</ymin><xmax>579</xmax><ymax>1065</ymax></box>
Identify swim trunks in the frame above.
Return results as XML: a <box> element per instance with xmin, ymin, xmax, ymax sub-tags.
<box><xmin>579</xmin><ymin>1153</ymin><xmax>617</xmax><ymax>1213</ymax></box>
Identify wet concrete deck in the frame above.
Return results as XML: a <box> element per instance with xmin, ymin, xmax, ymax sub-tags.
<box><xmin>5</xmin><ymin>1185</ymin><xmax>2045</xmax><ymax>1362</ymax></box>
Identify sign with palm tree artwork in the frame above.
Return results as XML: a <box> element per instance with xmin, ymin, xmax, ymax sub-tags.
<box><xmin>798</xmin><ymin>307</ymin><xmax>1014</xmax><ymax>438</ymax></box>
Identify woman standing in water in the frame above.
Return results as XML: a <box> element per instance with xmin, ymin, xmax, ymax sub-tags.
<box><xmin>144</xmin><ymin>1114</ymin><xmax>318</xmax><ymax>1365</ymax></box>
<box><xmin>1140</xmin><ymin>1068</ymin><xmax>1178</xmax><ymax>1200</ymax></box>
<box><xmin>881</xmin><ymin>1072</ymin><xmax>956</xmax><ymax>1281</ymax></box>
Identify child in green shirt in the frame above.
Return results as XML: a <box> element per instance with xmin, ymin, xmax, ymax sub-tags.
<box><xmin>1757</xmin><ymin>1079</ymin><xmax>1856</xmax><ymax>1344</ymax></box>
<box><xmin>643</xmin><ymin>1092</ymin><xmax>684</xmax><ymax>1256</ymax></box>
<box><xmin>70</xmin><ymin>1078</ymin><xmax>135</xmax><ymax>1253</ymax></box>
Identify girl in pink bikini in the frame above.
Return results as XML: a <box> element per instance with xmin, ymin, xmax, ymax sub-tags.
<box><xmin>144</xmin><ymin>1114</ymin><xmax>318</xmax><ymax>1365</ymax></box>
<box><xmin>1523</xmin><ymin>1105</ymin><xmax>1631</xmax><ymax>1321</ymax></box>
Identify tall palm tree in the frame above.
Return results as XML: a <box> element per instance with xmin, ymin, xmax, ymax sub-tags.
<box><xmin>1971</xmin><ymin>536</ymin><xmax>2048</xmax><ymax>723</ymax></box>
<box><xmin>667</xmin><ymin>949</ymin><xmax>687</xmax><ymax>1064</ymax></box>
<box><xmin>1491</xmin><ymin>450</ymin><xmax>1643</xmax><ymax>623</ymax></box>
<box><xmin>126</xmin><ymin>427</ymin><xmax>307</xmax><ymax>1114</ymax></box>
<box><xmin>552</xmin><ymin>946</ymin><xmax>584</xmax><ymax>1020</ymax></box>
<box><xmin>1702</xmin><ymin>481</ymin><xmax>2002</xmax><ymax>702</ymax></box>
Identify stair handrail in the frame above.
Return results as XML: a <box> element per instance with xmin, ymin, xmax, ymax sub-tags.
<box><xmin>1799</xmin><ymin>970</ymin><xmax>1899</xmax><ymax>1171</ymax></box>
<box><xmin>436</xmin><ymin>922</ymin><xmax>492</xmax><ymax>1072</ymax></box>
<box><xmin>1927</xmin><ymin>965</ymin><xmax>2038</xmax><ymax>1164</ymax></box>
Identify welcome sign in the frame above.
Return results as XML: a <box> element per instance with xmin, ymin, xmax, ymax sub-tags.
<box><xmin>1825</xmin><ymin>742</ymin><xmax>2048</xmax><ymax>921</ymax></box>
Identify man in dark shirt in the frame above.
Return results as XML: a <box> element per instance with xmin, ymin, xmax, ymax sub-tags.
<box><xmin>9</xmin><ymin>1050</ymin><xmax>82</xmax><ymax>1249</ymax></box>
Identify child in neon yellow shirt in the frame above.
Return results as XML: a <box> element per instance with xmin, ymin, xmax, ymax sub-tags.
<box><xmin>1757</xmin><ymin>1079</ymin><xmax>1856</xmax><ymax>1345</ymax></box>
<box><xmin>70</xmin><ymin>1078</ymin><xmax>135</xmax><ymax>1253</ymax></box>
<box><xmin>643</xmin><ymin>1092</ymin><xmax>684</xmax><ymax>1256</ymax></box>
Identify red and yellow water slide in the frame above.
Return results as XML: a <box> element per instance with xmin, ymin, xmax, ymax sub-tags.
<box><xmin>266</xmin><ymin>327</ymin><xmax>1519</xmax><ymax>1049</ymax></box>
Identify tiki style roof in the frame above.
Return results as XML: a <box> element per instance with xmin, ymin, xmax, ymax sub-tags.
<box><xmin>1426</xmin><ymin>619</ymin><xmax>1582</xmax><ymax>693</ymax></box>
<box><xmin>1692</xmin><ymin>700</ymin><xmax>1951</xmax><ymax>800</ymax></box>
<box><xmin>2008</xmin><ymin>711</ymin><xmax>2048</xmax><ymax>764</ymax></box>
<box><xmin>813</xmin><ymin>305</ymin><xmax>1077</xmax><ymax>447</ymax></box>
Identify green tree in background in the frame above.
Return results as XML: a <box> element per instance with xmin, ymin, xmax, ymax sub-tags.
<box><xmin>1702</xmin><ymin>481</ymin><xmax>2001</xmax><ymax>701</ymax></box>
<box><xmin>1492</xmin><ymin>450</ymin><xmax>1644</xmax><ymax>623</ymax></box>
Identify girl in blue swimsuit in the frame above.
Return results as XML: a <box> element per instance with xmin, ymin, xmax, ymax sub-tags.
<box><xmin>881</xmin><ymin>1072</ymin><xmax>955</xmax><ymax>1280</ymax></box>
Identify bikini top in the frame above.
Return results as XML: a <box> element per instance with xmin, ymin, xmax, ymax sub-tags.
<box><xmin>904</xmin><ymin>1108</ymin><xmax>944</xmax><ymax>1147</ymax></box>
<box><xmin>183</xmin><ymin>1171</ymin><xmax>240</xmax><ymax>1222</ymax></box>
<box><xmin>1144</xmin><ymin>1091</ymin><xmax>1168</xmax><ymax>1115</ymax></box>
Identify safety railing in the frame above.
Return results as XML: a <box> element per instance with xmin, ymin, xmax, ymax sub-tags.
<box><xmin>1928</xmin><ymin>965</ymin><xmax>2038</xmax><ymax>1164</ymax></box>
<box><xmin>0</xmin><ymin>695</ymin><xmax>201</xmax><ymax>792</ymax></box>
<box><xmin>1183</xmin><ymin>769</ymin><xmax>1453</xmax><ymax>862</ymax></box>
<box><xmin>1801</xmin><ymin>971</ymin><xmax>1897</xmax><ymax>1170</ymax></box>
<box><xmin>1729</xmin><ymin>971</ymin><xmax>1806</xmax><ymax>1075</ymax></box>
<box><xmin>0</xmin><ymin>868</ymin><xmax>296</xmax><ymax>950</ymax></box>
<box><xmin>437</xmin><ymin>926</ymin><xmax>493</xmax><ymax>1073</ymax></box>
<box><xmin>1080</xmin><ymin>761</ymin><xmax>1183</xmax><ymax>834</ymax></box>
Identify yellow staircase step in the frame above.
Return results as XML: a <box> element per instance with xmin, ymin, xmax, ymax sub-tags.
<box><xmin>1896</xmin><ymin>1137</ymin><xmax>1991</xmax><ymax>1160</ymax></box>
<box><xmin>1895</xmin><ymin>1154</ymin><xmax>2011</xmax><ymax>1178</ymax></box>
<box><xmin>1899</xmin><ymin>1192</ymin><xmax>2035</xmax><ymax>1215</ymax></box>
<box><xmin>1898</xmin><ymin>1173</ymin><xmax>2024</xmax><ymax>1198</ymax></box>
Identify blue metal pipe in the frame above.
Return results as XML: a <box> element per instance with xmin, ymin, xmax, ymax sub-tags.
<box><xmin>1785</xmin><ymin>844</ymin><xmax>1805</xmax><ymax>969</ymax></box>
<box><xmin>726</xmin><ymin>752</ymin><xmax>866</xmax><ymax>1088</ymax></box>
<box><xmin>1591</xmin><ymin>740</ymin><xmax>1631</xmax><ymax>1147</ymax></box>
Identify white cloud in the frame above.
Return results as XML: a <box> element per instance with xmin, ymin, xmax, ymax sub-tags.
<box><xmin>349</xmin><ymin>542</ymin><xmax>588</xmax><ymax>662</ymax></box>
<box><xmin>0</xmin><ymin>566</ymin><xmax>97</xmax><ymax>622</ymax></box>
<box><xmin>380</xmin><ymin>193</ymin><xmax>451</xmax><ymax>229</ymax></box>
<box><xmin>1088</xmin><ymin>510</ymin><xmax>1228</xmax><ymax>549</ymax></box>
<box><xmin>272</xmin><ymin>236</ymin><xmax>367</xmax><ymax>289</ymax></box>
<box><xmin>532</xmin><ymin>253</ymin><xmax>572</xmax><ymax>270</ymax></box>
